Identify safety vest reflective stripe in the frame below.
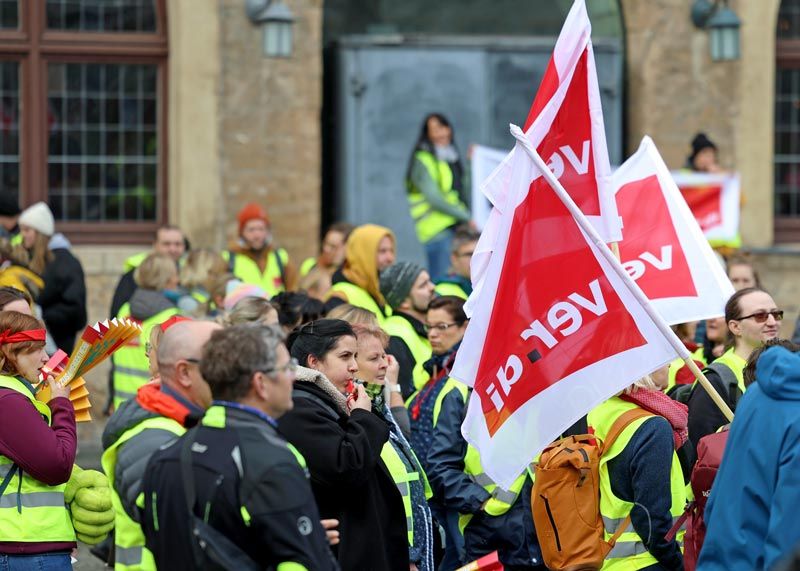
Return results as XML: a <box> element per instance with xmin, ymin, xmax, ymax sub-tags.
<box><xmin>383</xmin><ymin>316</ymin><xmax>432</xmax><ymax>391</ymax></box>
<box><xmin>0</xmin><ymin>492</ymin><xmax>67</xmax><ymax>509</ymax></box>
<box><xmin>115</xmin><ymin>367</ymin><xmax>150</xmax><ymax>379</ymax></box>
<box><xmin>0</xmin><ymin>375</ymin><xmax>74</xmax><ymax>544</ymax></box>
<box><xmin>602</xmin><ymin>514</ymin><xmax>685</xmax><ymax>535</ymax></box>
<box><xmin>380</xmin><ymin>441</ymin><xmax>422</xmax><ymax>545</ymax></box>
<box><xmin>407</xmin><ymin>151</ymin><xmax>465</xmax><ymax>244</ymax></box>
<box><xmin>328</xmin><ymin>282</ymin><xmax>391</xmax><ymax>326</ymax></box>
<box><xmin>102</xmin><ymin>415</ymin><xmax>186</xmax><ymax>571</ymax></box>
<box><xmin>115</xmin><ymin>546</ymin><xmax>144</xmax><ymax>566</ymax></box>
<box><xmin>460</xmin><ymin>440</ymin><xmax>526</xmax><ymax>532</ymax></box>
<box><xmin>224</xmin><ymin>249</ymin><xmax>289</xmax><ymax>298</ymax></box>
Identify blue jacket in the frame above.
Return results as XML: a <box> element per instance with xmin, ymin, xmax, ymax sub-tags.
<box><xmin>698</xmin><ymin>347</ymin><xmax>800</xmax><ymax>571</ymax></box>
<box><xmin>426</xmin><ymin>384</ymin><xmax>541</xmax><ymax>567</ymax></box>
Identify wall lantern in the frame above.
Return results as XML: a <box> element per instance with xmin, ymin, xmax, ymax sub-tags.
<box><xmin>691</xmin><ymin>0</ymin><xmax>741</xmax><ymax>62</ymax></box>
<box><xmin>245</xmin><ymin>0</ymin><xmax>295</xmax><ymax>58</ymax></box>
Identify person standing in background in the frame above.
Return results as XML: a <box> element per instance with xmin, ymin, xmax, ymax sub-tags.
<box><xmin>406</xmin><ymin>114</ymin><xmax>472</xmax><ymax>280</ymax></box>
<box><xmin>18</xmin><ymin>202</ymin><xmax>86</xmax><ymax>353</ymax></box>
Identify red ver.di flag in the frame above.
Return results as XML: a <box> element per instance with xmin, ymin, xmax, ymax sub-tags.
<box><xmin>670</xmin><ymin>171</ymin><xmax>740</xmax><ymax>246</ymax></box>
<box><xmin>451</xmin><ymin>139</ymin><xmax>675</xmax><ymax>488</ymax></box>
<box><xmin>613</xmin><ymin>137</ymin><xmax>734</xmax><ymax>325</ymax></box>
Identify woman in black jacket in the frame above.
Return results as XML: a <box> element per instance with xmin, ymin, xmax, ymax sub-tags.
<box><xmin>18</xmin><ymin>202</ymin><xmax>86</xmax><ymax>352</ymax></box>
<box><xmin>278</xmin><ymin>319</ymin><xmax>408</xmax><ymax>571</ymax></box>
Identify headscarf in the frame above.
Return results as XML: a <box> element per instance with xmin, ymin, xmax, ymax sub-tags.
<box><xmin>341</xmin><ymin>224</ymin><xmax>395</xmax><ymax>305</ymax></box>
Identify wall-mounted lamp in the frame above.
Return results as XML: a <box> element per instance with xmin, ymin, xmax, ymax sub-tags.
<box><xmin>245</xmin><ymin>0</ymin><xmax>295</xmax><ymax>58</ymax></box>
<box><xmin>691</xmin><ymin>0</ymin><xmax>741</xmax><ymax>62</ymax></box>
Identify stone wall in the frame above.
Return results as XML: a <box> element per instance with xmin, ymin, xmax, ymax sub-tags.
<box><xmin>217</xmin><ymin>0</ymin><xmax>323</xmax><ymax>262</ymax></box>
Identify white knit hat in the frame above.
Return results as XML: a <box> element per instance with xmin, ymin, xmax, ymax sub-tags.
<box><xmin>18</xmin><ymin>202</ymin><xmax>55</xmax><ymax>237</ymax></box>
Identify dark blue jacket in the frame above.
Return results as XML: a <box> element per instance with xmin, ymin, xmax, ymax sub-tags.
<box><xmin>426</xmin><ymin>384</ymin><xmax>542</xmax><ymax>568</ymax></box>
<box><xmin>698</xmin><ymin>347</ymin><xmax>800</xmax><ymax>571</ymax></box>
<box><xmin>607</xmin><ymin>417</ymin><xmax>683</xmax><ymax>570</ymax></box>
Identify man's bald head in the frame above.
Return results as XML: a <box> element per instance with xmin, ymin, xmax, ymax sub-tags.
<box><xmin>157</xmin><ymin>320</ymin><xmax>222</xmax><ymax>408</ymax></box>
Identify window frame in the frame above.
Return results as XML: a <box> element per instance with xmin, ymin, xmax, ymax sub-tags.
<box><xmin>775</xmin><ymin>7</ymin><xmax>800</xmax><ymax>242</ymax></box>
<box><xmin>0</xmin><ymin>0</ymin><xmax>168</xmax><ymax>244</ymax></box>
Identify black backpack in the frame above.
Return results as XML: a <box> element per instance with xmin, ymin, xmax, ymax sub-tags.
<box><xmin>667</xmin><ymin>361</ymin><xmax>741</xmax><ymax>408</ymax></box>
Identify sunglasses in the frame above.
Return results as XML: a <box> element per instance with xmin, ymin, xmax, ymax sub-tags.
<box><xmin>736</xmin><ymin>310</ymin><xmax>784</xmax><ymax>323</ymax></box>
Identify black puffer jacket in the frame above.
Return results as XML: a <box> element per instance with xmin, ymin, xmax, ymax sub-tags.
<box><xmin>38</xmin><ymin>233</ymin><xmax>87</xmax><ymax>352</ymax></box>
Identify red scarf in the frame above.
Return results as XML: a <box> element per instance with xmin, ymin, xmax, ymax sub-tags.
<box><xmin>620</xmin><ymin>388</ymin><xmax>688</xmax><ymax>449</ymax></box>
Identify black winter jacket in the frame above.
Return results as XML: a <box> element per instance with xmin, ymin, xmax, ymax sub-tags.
<box><xmin>277</xmin><ymin>367</ymin><xmax>408</xmax><ymax>571</ymax></box>
<box><xmin>38</xmin><ymin>235</ymin><xmax>86</xmax><ymax>353</ymax></box>
<box><xmin>141</xmin><ymin>404</ymin><xmax>338</xmax><ymax>571</ymax></box>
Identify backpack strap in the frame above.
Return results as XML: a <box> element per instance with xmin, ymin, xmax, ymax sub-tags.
<box><xmin>274</xmin><ymin>248</ymin><xmax>287</xmax><ymax>288</ymax></box>
<box><xmin>706</xmin><ymin>362</ymin><xmax>741</xmax><ymax>409</ymax></box>
<box><xmin>179</xmin><ymin>428</ymin><xmax>205</xmax><ymax>569</ymax></box>
<box><xmin>602</xmin><ymin>408</ymin><xmax>655</xmax><ymax>453</ymax></box>
<box><xmin>601</xmin><ymin>408</ymin><xmax>655</xmax><ymax>547</ymax></box>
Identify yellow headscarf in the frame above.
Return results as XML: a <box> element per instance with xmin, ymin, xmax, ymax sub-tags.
<box><xmin>341</xmin><ymin>224</ymin><xmax>395</xmax><ymax>305</ymax></box>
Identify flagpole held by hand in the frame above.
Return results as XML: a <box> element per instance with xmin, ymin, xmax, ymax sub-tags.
<box><xmin>510</xmin><ymin>124</ymin><xmax>734</xmax><ymax>422</ymax></box>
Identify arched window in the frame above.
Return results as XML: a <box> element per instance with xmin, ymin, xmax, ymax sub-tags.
<box><xmin>0</xmin><ymin>0</ymin><xmax>167</xmax><ymax>243</ymax></box>
<box><xmin>775</xmin><ymin>0</ymin><xmax>800</xmax><ymax>241</ymax></box>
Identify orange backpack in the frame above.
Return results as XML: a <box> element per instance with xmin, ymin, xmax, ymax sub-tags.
<box><xmin>531</xmin><ymin>409</ymin><xmax>653</xmax><ymax>571</ymax></box>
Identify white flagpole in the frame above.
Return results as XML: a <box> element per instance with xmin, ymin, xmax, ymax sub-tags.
<box><xmin>510</xmin><ymin>124</ymin><xmax>734</xmax><ymax>422</ymax></box>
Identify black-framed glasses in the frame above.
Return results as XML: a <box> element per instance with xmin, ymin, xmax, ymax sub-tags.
<box><xmin>262</xmin><ymin>357</ymin><xmax>299</xmax><ymax>376</ymax></box>
<box><xmin>735</xmin><ymin>310</ymin><xmax>784</xmax><ymax>323</ymax></box>
<box><xmin>424</xmin><ymin>322</ymin><xmax>461</xmax><ymax>333</ymax></box>
<box><xmin>183</xmin><ymin>358</ymin><xmax>200</xmax><ymax>364</ymax></box>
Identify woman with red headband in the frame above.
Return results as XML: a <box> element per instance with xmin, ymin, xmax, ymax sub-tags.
<box><xmin>0</xmin><ymin>311</ymin><xmax>75</xmax><ymax>570</ymax></box>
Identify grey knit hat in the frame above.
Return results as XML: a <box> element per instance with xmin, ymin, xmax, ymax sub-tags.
<box><xmin>380</xmin><ymin>262</ymin><xmax>425</xmax><ymax>310</ymax></box>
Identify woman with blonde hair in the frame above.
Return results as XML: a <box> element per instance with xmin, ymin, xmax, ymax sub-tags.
<box><xmin>352</xmin><ymin>323</ymin><xmax>434</xmax><ymax>571</ymax></box>
<box><xmin>176</xmin><ymin>248</ymin><xmax>227</xmax><ymax>314</ymax></box>
<box><xmin>326</xmin><ymin>303</ymin><xmax>378</xmax><ymax>326</ymax></box>
<box><xmin>0</xmin><ymin>311</ymin><xmax>75</xmax><ymax>568</ymax></box>
<box><xmin>111</xmin><ymin>253</ymin><xmax>181</xmax><ymax>409</ymax></box>
<box><xmin>222</xmin><ymin>296</ymin><xmax>279</xmax><ymax>327</ymax></box>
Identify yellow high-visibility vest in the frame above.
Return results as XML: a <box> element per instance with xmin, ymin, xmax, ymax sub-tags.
<box><xmin>589</xmin><ymin>397</ymin><xmax>687</xmax><ymax>570</ymax></box>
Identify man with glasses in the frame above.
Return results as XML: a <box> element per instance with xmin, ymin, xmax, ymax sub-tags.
<box><xmin>101</xmin><ymin>319</ymin><xmax>221</xmax><ymax>571</ymax></box>
<box><xmin>434</xmin><ymin>226</ymin><xmax>479</xmax><ymax>301</ymax></box>
<box><xmin>141</xmin><ymin>324</ymin><xmax>338</xmax><ymax>570</ymax></box>
<box><xmin>688</xmin><ymin>287</ymin><xmax>782</xmax><ymax>447</ymax></box>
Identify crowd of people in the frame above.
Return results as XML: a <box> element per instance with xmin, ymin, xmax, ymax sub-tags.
<box><xmin>0</xmin><ymin>124</ymin><xmax>799</xmax><ymax>571</ymax></box>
